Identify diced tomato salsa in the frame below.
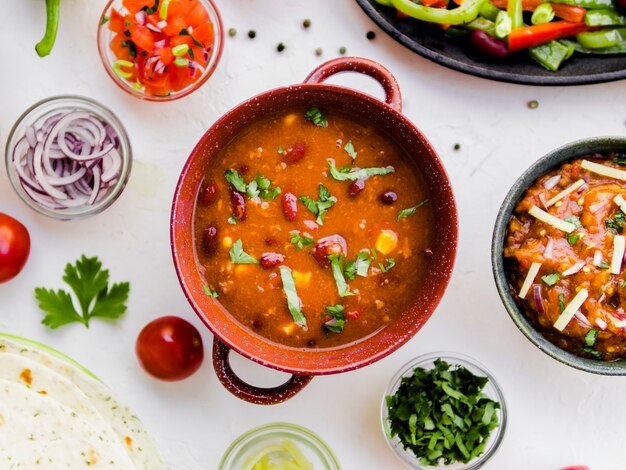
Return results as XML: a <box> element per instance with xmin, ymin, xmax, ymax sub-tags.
<box><xmin>104</xmin><ymin>0</ymin><xmax>216</xmax><ymax>97</ymax></box>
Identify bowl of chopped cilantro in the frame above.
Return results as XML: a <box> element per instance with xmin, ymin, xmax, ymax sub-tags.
<box><xmin>382</xmin><ymin>352</ymin><xmax>506</xmax><ymax>469</ymax></box>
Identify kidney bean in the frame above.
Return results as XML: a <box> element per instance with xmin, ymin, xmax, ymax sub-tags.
<box><xmin>346</xmin><ymin>310</ymin><xmax>361</xmax><ymax>320</ymax></box>
<box><xmin>203</xmin><ymin>225</ymin><xmax>219</xmax><ymax>255</ymax></box>
<box><xmin>348</xmin><ymin>178</ymin><xmax>365</xmax><ymax>196</ymax></box>
<box><xmin>282</xmin><ymin>192</ymin><xmax>298</xmax><ymax>221</ymax></box>
<box><xmin>238</xmin><ymin>164</ymin><xmax>250</xmax><ymax>176</ymax></box>
<box><xmin>199</xmin><ymin>180</ymin><xmax>219</xmax><ymax>206</ymax></box>
<box><xmin>470</xmin><ymin>30</ymin><xmax>509</xmax><ymax>58</ymax></box>
<box><xmin>313</xmin><ymin>234</ymin><xmax>347</xmax><ymax>267</ymax></box>
<box><xmin>264</xmin><ymin>237</ymin><xmax>278</xmax><ymax>246</ymax></box>
<box><xmin>260</xmin><ymin>252</ymin><xmax>285</xmax><ymax>269</ymax></box>
<box><xmin>284</xmin><ymin>143</ymin><xmax>307</xmax><ymax>164</ymax></box>
<box><xmin>379</xmin><ymin>190</ymin><xmax>398</xmax><ymax>205</ymax></box>
<box><xmin>230</xmin><ymin>189</ymin><xmax>246</xmax><ymax>220</ymax></box>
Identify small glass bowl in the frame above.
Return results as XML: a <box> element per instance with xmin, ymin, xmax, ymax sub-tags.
<box><xmin>219</xmin><ymin>422</ymin><xmax>340</xmax><ymax>470</ymax></box>
<box><xmin>381</xmin><ymin>352</ymin><xmax>507</xmax><ymax>470</ymax></box>
<box><xmin>5</xmin><ymin>95</ymin><xmax>132</xmax><ymax>220</ymax></box>
<box><xmin>97</xmin><ymin>0</ymin><xmax>223</xmax><ymax>101</ymax></box>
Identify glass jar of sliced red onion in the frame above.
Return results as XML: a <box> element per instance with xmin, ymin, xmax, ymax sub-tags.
<box><xmin>5</xmin><ymin>95</ymin><xmax>132</xmax><ymax>220</ymax></box>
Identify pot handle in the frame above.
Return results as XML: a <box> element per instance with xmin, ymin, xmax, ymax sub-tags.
<box><xmin>212</xmin><ymin>337</ymin><xmax>313</xmax><ymax>405</ymax></box>
<box><xmin>303</xmin><ymin>57</ymin><xmax>402</xmax><ymax>112</ymax></box>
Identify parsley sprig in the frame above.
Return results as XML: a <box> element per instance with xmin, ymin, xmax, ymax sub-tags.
<box><xmin>299</xmin><ymin>184</ymin><xmax>337</xmax><ymax>225</ymax></box>
<box><xmin>327</xmin><ymin>159</ymin><xmax>394</xmax><ymax>182</ymax></box>
<box><xmin>385</xmin><ymin>359</ymin><xmax>500</xmax><ymax>466</ymax></box>
<box><xmin>304</xmin><ymin>107</ymin><xmax>328</xmax><ymax>127</ymax></box>
<box><xmin>290</xmin><ymin>232</ymin><xmax>314</xmax><ymax>250</ymax></box>
<box><xmin>224</xmin><ymin>169</ymin><xmax>281</xmax><ymax>201</ymax></box>
<box><xmin>322</xmin><ymin>304</ymin><xmax>346</xmax><ymax>333</ymax></box>
<box><xmin>229</xmin><ymin>239</ymin><xmax>259</xmax><ymax>264</ymax></box>
<box><xmin>35</xmin><ymin>256</ymin><xmax>130</xmax><ymax>329</ymax></box>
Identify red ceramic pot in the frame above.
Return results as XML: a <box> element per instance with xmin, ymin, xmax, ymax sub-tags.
<box><xmin>171</xmin><ymin>57</ymin><xmax>458</xmax><ymax>404</ymax></box>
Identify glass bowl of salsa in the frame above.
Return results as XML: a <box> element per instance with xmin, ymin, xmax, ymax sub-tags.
<box><xmin>381</xmin><ymin>352</ymin><xmax>507</xmax><ymax>469</ymax></box>
<box><xmin>218</xmin><ymin>422</ymin><xmax>340</xmax><ymax>470</ymax></box>
<box><xmin>97</xmin><ymin>0</ymin><xmax>223</xmax><ymax>101</ymax></box>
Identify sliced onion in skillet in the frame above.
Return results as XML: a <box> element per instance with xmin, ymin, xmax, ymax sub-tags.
<box><xmin>11</xmin><ymin>110</ymin><xmax>123</xmax><ymax>211</ymax></box>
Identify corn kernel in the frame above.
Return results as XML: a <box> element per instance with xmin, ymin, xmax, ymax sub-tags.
<box><xmin>555</xmin><ymin>201</ymin><xmax>562</xmax><ymax>207</ymax></box>
<box><xmin>281</xmin><ymin>323</ymin><xmax>296</xmax><ymax>335</ymax></box>
<box><xmin>284</xmin><ymin>113</ymin><xmax>298</xmax><ymax>126</ymax></box>
<box><xmin>539</xmin><ymin>229</ymin><xmax>546</xmax><ymax>236</ymax></box>
<box><xmin>223</xmin><ymin>236</ymin><xmax>233</xmax><ymax>248</ymax></box>
<box><xmin>375</xmin><ymin>230</ymin><xmax>398</xmax><ymax>255</ymax></box>
<box><xmin>375</xmin><ymin>300</ymin><xmax>385</xmax><ymax>309</ymax></box>
<box><xmin>292</xmin><ymin>271</ymin><xmax>311</xmax><ymax>289</ymax></box>
<box><xmin>577</xmin><ymin>198</ymin><xmax>584</xmax><ymax>205</ymax></box>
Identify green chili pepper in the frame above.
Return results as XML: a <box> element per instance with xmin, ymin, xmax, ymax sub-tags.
<box><xmin>378</xmin><ymin>0</ymin><xmax>485</xmax><ymax>25</ymax></box>
<box><xmin>479</xmin><ymin>1</ymin><xmax>501</xmax><ymax>20</ymax></box>
<box><xmin>508</xmin><ymin>0</ymin><xmax>523</xmax><ymax>29</ymax></box>
<box><xmin>562</xmin><ymin>37</ymin><xmax>626</xmax><ymax>53</ymax></box>
<box><xmin>531</xmin><ymin>3</ymin><xmax>556</xmax><ymax>24</ymax></box>
<box><xmin>495</xmin><ymin>10</ymin><xmax>512</xmax><ymax>38</ymax></box>
<box><xmin>529</xmin><ymin>40</ymin><xmax>575</xmax><ymax>70</ymax></box>
<box><xmin>548</xmin><ymin>0</ymin><xmax>612</xmax><ymax>8</ymax></box>
<box><xmin>577</xmin><ymin>27</ymin><xmax>626</xmax><ymax>48</ymax></box>
<box><xmin>36</xmin><ymin>0</ymin><xmax>61</xmax><ymax>57</ymax></box>
<box><xmin>585</xmin><ymin>9</ymin><xmax>626</xmax><ymax>26</ymax></box>
<box><xmin>467</xmin><ymin>17</ymin><xmax>498</xmax><ymax>37</ymax></box>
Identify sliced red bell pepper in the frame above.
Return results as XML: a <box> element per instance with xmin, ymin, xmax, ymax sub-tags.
<box><xmin>490</xmin><ymin>0</ymin><xmax>586</xmax><ymax>22</ymax></box>
<box><xmin>508</xmin><ymin>21</ymin><xmax>591</xmax><ymax>51</ymax></box>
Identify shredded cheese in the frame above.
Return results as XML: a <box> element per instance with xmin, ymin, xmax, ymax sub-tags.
<box><xmin>614</xmin><ymin>194</ymin><xmax>626</xmax><ymax>213</ymax></box>
<box><xmin>581</xmin><ymin>160</ymin><xmax>626</xmax><ymax>181</ymax></box>
<box><xmin>553</xmin><ymin>288</ymin><xmax>589</xmax><ymax>332</ymax></box>
<box><xmin>519</xmin><ymin>262</ymin><xmax>542</xmax><ymax>299</ymax></box>
<box><xmin>611</xmin><ymin>235</ymin><xmax>626</xmax><ymax>274</ymax></box>
<box><xmin>545</xmin><ymin>179</ymin><xmax>585</xmax><ymax>207</ymax></box>
<box><xmin>529</xmin><ymin>205</ymin><xmax>577</xmax><ymax>233</ymax></box>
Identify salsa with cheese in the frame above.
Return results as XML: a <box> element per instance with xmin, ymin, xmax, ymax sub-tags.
<box><xmin>505</xmin><ymin>155</ymin><xmax>626</xmax><ymax>360</ymax></box>
<box><xmin>193</xmin><ymin>107</ymin><xmax>434</xmax><ymax>349</ymax></box>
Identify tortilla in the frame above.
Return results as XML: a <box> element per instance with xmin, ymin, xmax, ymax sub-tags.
<box><xmin>0</xmin><ymin>335</ymin><xmax>166</xmax><ymax>469</ymax></box>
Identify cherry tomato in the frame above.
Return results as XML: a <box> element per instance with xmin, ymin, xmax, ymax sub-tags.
<box><xmin>136</xmin><ymin>316</ymin><xmax>204</xmax><ymax>381</ymax></box>
<box><xmin>560</xmin><ymin>467</ymin><xmax>590</xmax><ymax>470</ymax></box>
<box><xmin>0</xmin><ymin>213</ymin><xmax>31</xmax><ymax>283</ymax></box>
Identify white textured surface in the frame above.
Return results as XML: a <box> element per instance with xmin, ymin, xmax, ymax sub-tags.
<box><xmin>1</xmin><ymin>1</ymin><xmax>625</xmax><ymax>469</ymax></box>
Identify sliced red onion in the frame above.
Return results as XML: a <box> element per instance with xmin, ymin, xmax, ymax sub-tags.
<box><xmin>533</xmin><ymin>285</ymin><xmax>545</xmax><ymax>315</ymax></box>
<box><xmin>154</xmin><ymin>38</ymin><xmax>167</xmax><ymax>48</ymax></box>
<box><xmin>543</xmin><ymin>238</ymin><xmax>554</xmax><ymax>259</ymax></box>
<box><xmin>593</xmin><ymin>250</ymin><xmax>604</xmax><ymax>267</ymax></box>
<box><xmin>543</xmin><ymin>174</ymin><xmax>561</xmax><ymax>190</ymax></box>
<box><xmin>135</xmin><ymin>10</ymin><xmax>147</xmax><ymax>25</ymax></box>
<box><xmin>538</xmin><ymin>193</ymin><xmax>548</xmax><ymax>209</ymax></box>
<box><xmin>148</xmin><ymin>24</ymin><xmax>163</xmax><ymax>34</ymax></box>
<box><xmin>157</xmin><ymin>20</ymin><xmax>167</xmax><ymax>29</ymax></box>
<box><xmin>596</xmin><ymin>318</ymin><xmax>607</xmax><ymax>330</ymax></box>
<box><xmin>563</xmin><ymin>262</ymin><xmax>585</xmax><ymax>277</ymax></box>
<box><xmin>590</xmin><ymin>200</ymin><xmax>608</xmax><ymax>213</ymax></box>
<box><xmin>10</xmin><ymin>109</ymin><xmax>123</xmax><ymax>213</ymax></box>
<box><xmin>574</xmin><ymin>311</ymin><xmax>591</xmax><ymax>327</ymax></box>
<box><xmin>577</xmin><ymin>184</ymin><xmax>588</xmax><ymax>194</ymax></box>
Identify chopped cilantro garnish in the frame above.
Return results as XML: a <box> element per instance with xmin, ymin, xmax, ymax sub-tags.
<box><xmin>541</xmin><ymin>273</ymin><xmax>560</xmax><ymax>286</ymax></box>
<box><xmin>379</xmin><ymin>258</ymin><xmax>396</xmax><ymax>273</ymax></box>
<box><xmin>327</xmin><ymin>159</ymin><xmax>394</xmax><ymax>182</ymax></box>
<box><xmin>203</xmin><ymin>285</ymin><xmax>219</xmax><ymax>298</ymax></box>
<box><xmin>344</xmin><ymin>141</ymin><xmax>357</xmax><ymax>159</ymax></box>
<box><xmin>598</xmin><ymin>261</ymin><xmax>610</xmax><ymax>270</ymax></box>
<box><xmin>397</xmin><ymin>200</ymin><xmax>429</xmax><ymax>221</ymax></box>
<box><xmin>584</xmin><ymin>328</ymin><xmax>598</xmax><ymax>347</ymax></box>
<box><xmin>227</xmin><ymin>216</ymin><xmax>237</xmax><ymax>225</ymax></box>
<box><xmin>564</xmin><ymin>216</ymin><xmax>582</xmax><ymax>229</ymax></box>
<box><xmin>143</xmin><ymin>0</ymin><xmax>159</xmax><ymax>14</ymax></box>
<box><xmin>344</xmin><ymin>251</ymin><xmax>373</xmax><ymax>280</ymax></box>
<box><xmin>121</xmin><ymin>40</ymin><xmax>137</xmax><ymax>59</ymax></box>
<box><xmin>123</xmin><ymin>30</ymin><xmax>131</xmax><ymax>37</ymax></box>
<box><xmin>35</xmin><ymin>256</ymin><xmax>129</xmax><ymax>329</ymax></box>
<box><xmin>613</xmin><ymin>155</ymin><xmax>626</xmax><ymax>165</ymax></box>
<box><xmin>582</xmin><ymin>346</ymin><xmax>602</xmax><ymax>359</ymax></box>
<box><xmin>100</xmin><ymin>15</ymin><xmax>110</xmax><ymax>25</ymax></box>
<box><xmin>558</xmin><ymin>293</ymin><xmax>565</xmax><ymax>313</ymax></box>
<box><xmin>328</xmin><ymin>254</ymin><xmax>354</xmax><ymax>297</ymax></box>
<box><xmin>567</xmin><ymin>233</ymin><xmax>580</xmax><ymax>246</ymax></box>
<box><xmin>606</xmin><ymin>211</ymin><xmax>625</xmax><ymax>233</ymax></box>
<box><xmin>229</xmin><ymin>239</ymin><xmax>259</xmax><ymax>264</ymax></box>
<box><xmin>279</xmin><ymin>266</ymin><xmax>307</xmax><ymax>327</ymax></box>
<box><xmin>278</xmin><ymin>146</ymin><xmax>285</xmax><ymax>154</ymax></box>
<box><xmin>322</xmin><ymin>304</ymin><xmax>346</xmax><ymax>333</ymax></box>
<box><xmin>304</xmin><ymin>107</ymin><xmax>328</xmax><ymax>127</ymax></box>
<box><xmin>385</xmin><ymin>359</ymin><xmax>500</xmax><ymax>466</ymax></box>
<box><xmin>224</xmin><ymin>169</ymin><xmax>281</xmax><ymax>201</ymax></box>
<box><xmin>299</xmin><ymin>184</ymin><xmax>336</xmax><ymax>225</ymax></box>
<box><xmin>290</xmin><ymin>232</ymin><xmax>314</xmax><ymax>250</ymax></box>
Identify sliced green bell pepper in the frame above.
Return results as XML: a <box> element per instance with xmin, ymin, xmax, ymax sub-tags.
<box><xmin>383</xmin><ymin>0</ymin><xmax>486</xmax><ymax>25</ymax></box>
<box><xmin>577</xmin><ymin>27</ymin><xmax>626</xmax><ymax>48</ymax></box>
<box><xmin>585</xmin><ymin>9</ymin><xmax>626</xmax><ymax>26</ymax></box>
<box><xmin>529</xmin><ymin>40</ymin><xmax>575</xmax><ymax>70</ymax></box>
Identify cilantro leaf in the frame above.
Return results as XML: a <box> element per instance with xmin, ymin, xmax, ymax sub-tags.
<box><xmin>203</xmin><ymin>285</ymin><xmax>219</xmax><ymax>298</ymax></box>
<box><xmin>327</xmin><ymin>159</ymin><xmax>394</xmax><ymax>182</ymax></box>
<box><xmin>606</xmin><ymin>211</ymin><xmax>625</xmax><ymax>233</ymax></box>
<box><xmin>143</xmin><ymin>0</ymin><xmax>159</xmax><ymax>15</ymax></box>
<box><xmin>35</xmin><ymin>255</ymin><xmax>129</xmax><ymax>329</ymax></box>
<box><xmin>344</xmin><ymin>141</ymin><xmax>357</xmax><ymax>159</ymax></box>
<box><xmin>229</xmin><ymin>239</ymin><xmax>259</xmax><ymax>264</ymax></box>
<box><xmin>328</xmin><ymin>254</ymin><xmax>354</xmax><ymax>297</ymax></box>
<box><xmin>290</xmin><ymin>232</ymin><xmax>314</xmax><ymax>250</ymax></box>
<box><xmin>225</xmin><ymin>170</ymin><xmax>280</xmax><ymax>201</ymax></box>
<box><xmin>541</xmin><ymin>273</ymin><xmax>560</xmax><ymax>286</ymax></box>
<box><xmin>298</xmin><ymin>184</ymin><xmax>336</xmax><ymax>225</ymax></box>
<box><xmin>344</xmin><ymin>250</ymin><xmax>373</xmax><ymax>280</ymax></box>
<box><xmin>227</xmin><ymin>216</ymin><xmax>237</xmax><ymax>225</ymax></box>
<box><xmin>564</xmin><ymin>215</ymin><xmax>583</xmax><ymax>229</ymax></box>
<box><xmin>613</xmin><ymin>155</ymin><xmax>626</xmax><ymax>165</ymax></box>
<box><xmin>322</xmin><ymin>304</ymin><xmax>346</xmax><ymax>333</ymax></box>
<box><xmin>279</xmin><ymin>266</ymin><xmax>307</xmax><ymax>327</ymax></box>
<box><xmin>567</xmin><ymin>233</ymin><xmax>580</xmax><ymax>246</ymax></box>
<box><xmin>584</xmin><ymin>328</ymin><xmax>598</xmax><ymax>347</ymax></box>
<box><xmin>559</xmin><ymin>293</ymin><xmax>565</xmax><ymax>312</ymax></box>
<box><xmin>100</xmin><ymin>15</ymin><xmax>110</xmax><ymax>25</ymax></box>
<box><xmin>379</xmin><ymin>258</ymin><xmax>396</xmax><ymax>273</ymax></box>
<box><xmin>224</xmin><ymin>169</ymin><xmax>247</xmax><ymax>192</ymax></box>
<box><xmin>397</xmin><ymin>199</ymin><xmax>429</xmax><ymax>221</ymax></box>
<box><xmin>304</xmin><ymin>107</ymin><xmax>328</xmax><ymax>127</ymax></box>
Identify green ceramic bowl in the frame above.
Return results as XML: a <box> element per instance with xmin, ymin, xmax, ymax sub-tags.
<box><xmin>492</xmin><ymin>136</ymin><xmax>626</xmax><ymax>375</ymax></box>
